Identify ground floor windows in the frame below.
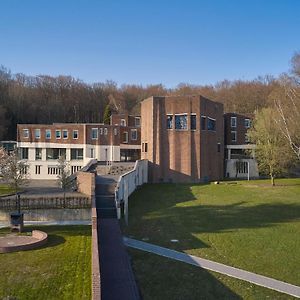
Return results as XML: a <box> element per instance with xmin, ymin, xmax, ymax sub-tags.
<box><xmin>120</xmin><ymin>149</ymin><xmax>141</xmax><ymax>162</ymax></box>
<box><xmin>71</xmin><ymin>148</ymin><xmax>83</xmax><ymax>160</ymax></box>
<box><xmin>46</xmin><ymin>148</ymin><xmax>66</xmax><ymax>160</ymax></box>
<box><xmin>71</xmin><ymin>165</ymin><xmax>81</xmax><ymax>174</ymax></box>
<box><xmin>48</xmin><ymin>166</ymin><xmax>60</xmax><ymax>175</ymax></box>
<box><xmin>35</xmin><ymin>165</ymin><xmax>41</xmax><ymax>174</ymax></box>
<box><xmin>236</xmin><ymin>161</ymin><xmax>248</xmax><ymax>174</ymax></box>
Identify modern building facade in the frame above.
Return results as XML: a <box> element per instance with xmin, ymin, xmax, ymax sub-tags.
<box><xmin>224</xmin><ymin>113</ymin><xmax>258</xmax><ymax>179</ymax></box>
<box><xmin>141</xmin><ymin>95</ymin><xmax>224</xmax><ymax>183</ymax></box>
<box><xmin>17</xmin><ymin>118</ymin><xmax>141</xmax><ymax>179</ymax></box>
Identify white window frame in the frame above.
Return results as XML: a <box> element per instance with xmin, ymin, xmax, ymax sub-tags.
<box><xmin>120</xmin><ymin>119</ymin><xmax>126</xmax><ymax>127</ymax></box>
<box><xmin>55</xmin><ymin>130</ymin><xmax>61</xmax><ymax>139</ymax></box>
<box><xmin>245</xmin><ymin>118</ymin><xmax>251</xmax><ymax>128</ymax></box>
<box><xmin>99</xmin><ymin>128</ymin><xmax>103</xmax><ymax>135</ymax></box>
<box><xmin>73</xmin><ymin>130</ymin><xmax>78</xmax><ymax>139</ymax></box>
<box><xmin>167</xmin><ymin>114</ymin><xmax>173</xmax><ymax>129</ymax></box>
<box><xmin>231</xmin><ymin>116</ymin><xmax>237</xmax><ymax>128</ymax></box>
<box><xmin>35</xmin><ymin>129</ymin><xmax>41</xmax><ymax>139</ymax></box>
<box><xmin>131</xmin><ymin>129</ymin><xmax>137</xmax><ymax>141</ymax></box>
<box><xmin>23</xmin><ymin>129</ymin><xmax>29</xmax><ymax>138</ymax></box>
<box><xmin>91</xmin><ymin>128</ymin><xmax>98</xmax><ymax>140</ymax></box>
<box><xmin>191</xmin><ymin>113</ymin><xmax>197</xmax><ymax>131</ymax></box>
<box><xmin>45</xmin><ymin>129</ymin><xmax>51</xmax><ymax>139</ymax></box>
<box><xmin>231</xmin><ymin>131</ymin><xmax>237</xmax><ymax>142</ymax></box>
<box><xmin>62</xmin><ymin>129</ymin><xmax>68</xmax><ymax>139</ymax></box>
<box><xmin>207</xmin><ymin>117</ymin><xmax>216</xmax><ymax>131</ymax></box>
<box><xmin>104</xmin><ymin>128</ymin><xmax>108</xmax><ymax>135</ymax></box>
<box><xmin>135</xmin><ymin>117</ymin><xmax>141</xmax><ymax>127</ymax></box>
<box><xmin>123</xmin><ymin>131</ymin><xmax>128</xmax><ymax>143</ymax></box>
<box><xmin>114</xmin><ymin>128</ymin><xmax>118</xmax><ymax>136</ymax></box>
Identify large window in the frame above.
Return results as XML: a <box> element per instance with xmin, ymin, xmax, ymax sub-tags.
<box><xmin>46</xmin><ymin>148</ymin><xmax>66</xmax><ymax>160</ymax></box>
<box><xmin>175</xmin><ymin>114</ymin><xmax>187</xmax><ymax>130</ymax></box>
<box><xmin>231</xmin><ymin>116</ymin><xmax>237</xmax><ymax>128</ymax></box>
<box><xmin>23</xmin><ymin>129</ymin><xmax>29</xmax><ymax>138</ymax></box>
<box><xmin>201</xmin><ymin>116</ymin><xmax>206</xmax><ymax>130</ymax></box>
<box><xmin>20</xmin><ymin>148</ymin><xmax>28</xmax><ymax>159</ymax></box>
<box><xmin>207</xmin><ymin>118</ymin><xmax>216</xmax><ymax>131</ymax></box>
<box><xmin>35</xmin><ymin>148</ymin><xmax>42</xmax><ymax>160</ymax></box>
<box><xmin>91</xmin><ymin>128</ymin><xmax>98</xmax><ymax>139</ymax></box>
<box><xmin>131</xmin><ymin>129</ymin><xmax>137</xmax><ymax>141</ymax></box>
<box><xmin>191</xmin><ymin>114</ymin><xmax>196</xmax><ymax>130</ymax></box>
<box><xmin>167</xmin><ymin>115</ymin><xmax>173</xmax><ymax>129</ymax></box>
<box><xmin>46</xmin><ymin>129</ymin><xmax>51</xmax><ymax>139</ymax></box>
<box><xmin>35</xmin><ymin>129</ymin><xmax>41</xmax><ymax>139</ymax></box>
<box><xmin>71</xmin><ymin>148</ymin><xmax>83</xmax><ymax>160</ymax></box>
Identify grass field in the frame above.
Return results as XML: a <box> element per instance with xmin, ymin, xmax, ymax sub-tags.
<box><xmin>0</xmin><ymin>225</ymin><xmax>91</xmax><ymax>300</ymax></box>
<box><xmin>0</xmin><ymin>184</ymin><xmax>15</xmax><ymax>196</ymax></box>
<box><xmin>122</xmin><ymin>178</ymin><xmax>300</xmax><ymax>299</ymax></box>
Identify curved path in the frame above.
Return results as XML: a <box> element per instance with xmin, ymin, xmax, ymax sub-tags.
<box><xmin>124</xmin><ymin>237</ymin><xmax>300</xmax><ymax>299</ymax></box>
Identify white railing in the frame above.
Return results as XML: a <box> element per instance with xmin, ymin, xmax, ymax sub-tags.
<box><xmin>115</xmin><ymin>159</ymin><xmax>148</xmax><ymax>223</ymax></box>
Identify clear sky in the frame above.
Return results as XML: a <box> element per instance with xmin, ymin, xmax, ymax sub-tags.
<box><xmin>0</xmin><ymin>0</ymin><xmax>299</xmax><ymax>87</ymax></box>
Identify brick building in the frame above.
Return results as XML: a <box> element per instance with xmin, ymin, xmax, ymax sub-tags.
<box><xmin>17</xmin><ymin>117</ymin><xmax>141</xmax><ymax>179</ymax></box>
<box><xmin>141</xmin><ymin>95</ymin><xmax>224</xmax><ymax>183</ymax></box>
<box><xmin>224</xmin><ymin>113</ymin><xmax>258</xmax><ymax>179</ymax></box>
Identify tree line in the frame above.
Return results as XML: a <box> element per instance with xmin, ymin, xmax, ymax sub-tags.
<box><xmin>0</xmin><ymin>63</ymin><xmax>283</xmax><ymax>141</ymax></box>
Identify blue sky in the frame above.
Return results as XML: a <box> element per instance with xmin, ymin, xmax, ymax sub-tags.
<box><xmin>0</xmin><ymin>0</ymin><xmax>299</xmax><ymax>87</ymax></box>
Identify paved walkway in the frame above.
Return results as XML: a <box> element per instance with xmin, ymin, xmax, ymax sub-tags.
<box><xmin>96</xmin><ymin>177</ymin><xmax>140</xmax><ymax>300</ymax></box>
<box><xmin>124</xmin><ymin>237</ymin><xmax>300</xmax><ymax>299</ymax></box>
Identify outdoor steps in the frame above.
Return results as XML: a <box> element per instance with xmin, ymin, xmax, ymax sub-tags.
<box><xmin>96</xmin><ymin>162</ymin><xmax>135</xmax><ymax>176</ymax></box>
<box><xmin>107</xmin><ymin>165</ymin><xmax>134</xmax><ymax>176</ymax></box>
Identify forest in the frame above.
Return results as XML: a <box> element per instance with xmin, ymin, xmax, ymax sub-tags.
<box><xmin>0</xmin><ymin>52</ymin><xmax>299</xmax><ymax>141</ymax></box>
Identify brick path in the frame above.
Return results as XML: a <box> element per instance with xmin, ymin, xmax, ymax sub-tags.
<box><xmin>96</xmin><ymin>177</ymin><xmax>140</xmax><ymax>300</ymax></box>
<box><xmin>124</xmin><ymin>237</ymin><xmax>300</xmax><ymax>299</ymax></box>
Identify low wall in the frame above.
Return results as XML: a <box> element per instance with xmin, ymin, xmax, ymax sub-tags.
<box><xmin>0</xmin><ymin>230</ymin><xmax>48</xmax><ymax>253</ymax></box>
<box><xmin>0</xmin><ymin>208</ymin><xmax>91</xmax><ymax>226</ymax></box>
<box><xmin>77</xmin><ymin>171</ymin><xmax>96</xmax><ymax>197</ymax></box>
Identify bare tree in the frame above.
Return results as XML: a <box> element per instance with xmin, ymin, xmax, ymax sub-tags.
<box><xmin>57</xmin><ymin>156</ymin><xmax>72</xmax><ymax>207</ymax></box>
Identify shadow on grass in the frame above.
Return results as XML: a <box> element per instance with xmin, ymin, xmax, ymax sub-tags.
<box><xmin>125</xmin><ymin>183</ymin><xmax>300</xmax><ymax>251</ymax></box>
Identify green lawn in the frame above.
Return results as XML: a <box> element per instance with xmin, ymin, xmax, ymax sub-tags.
<box><xmin>122</xmin><ymin>178</ymin><xmax>300</xmax><ymax>299</ymax></box>
<box><xmin>0</xmin><ymin>225</ymin><xmax>91</xmax><ymax>300</ymax></box>
<box><xmin>0</xmin><ymin>184</ymin><xmax>15</xmax><ymax>196</ymax></box>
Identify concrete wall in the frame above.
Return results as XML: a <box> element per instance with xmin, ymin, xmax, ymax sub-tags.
<box><xmin>225</xmin><ymin>159</ymin><xmax>259</xmax><ymax>179</ymax></box>
<box><xmin>77</xmin><ymin>171</ymin><xmax>95</xmax><ymax>197</ymax></box>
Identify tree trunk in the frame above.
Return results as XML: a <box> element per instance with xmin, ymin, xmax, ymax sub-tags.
<box><xmin>270</xmin><ymin>174</ymin><xmax>275</xmax><ymax>186</ymax></box>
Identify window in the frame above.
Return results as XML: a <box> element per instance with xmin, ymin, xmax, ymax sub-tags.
<box><xmin>114</xmin><ymin>128</ymin><xmax>118</xmax><ymax>135</ymax></box>
<box><xmin>236</xmin><ymin>161</ymin><xmax>248</xmax><ymax>174</ymax></box>
<box><xmin>46</xmin><ymin>148</ymin><xmax>66</xmax><ymax>160</ymax></box>
<box><xmin>35</xmin><ymin>148</ymin><xmax>42</xmax><ymax>160</ymax></box>
<box><xmin>245</xmin><ymin>134</ymin><xmax>250</xmax><ymax>143</ymax></box>
<box><xmin>201</xmin><ymin>116</ymin><xmax>206</xmax><ymax>130</ymax></box>
<box><xmin>135</xmin><ymin>117</ymin><xmax>141</xmax><ymax>127</ymax></box>
<box><xmin>207</xmin><ymin>118</ymin><xmax>216</xmax><ymax>131</ymax></box>
<box><xmin>46</xmin><ymin>129</ymin><xmax>51</xmax><ymax>139</ymax></box>
<box><xmin>63</xmin><ymin>129</ymin><xmax>68</xmax><ymax>139</ymax></box>
<box><xmin>104</xmin><ymin>128</ymin><xmax>108</xmax><ymax>135</ymax></box>
<box><xmin>48</xmin><ymin>166</ymin><xmax>60</xmax><ymax>175</ymax></box>
<box><xmin>144</xmin><ymin>143</ymin><xmax>148</xmax><ymax>153</ymax></box>
<box><xmin>167</xmin><ymin>115</ymin><xmax>173</xmax><ymax>129</ymax></box>
<box><xmin>35</xmin><ymin>165</ymin><xmax>41</xmax><ymax>175</ymax></box>
<box><xmin>175</xmin><ymin>114</ymin><xmax>187</xmax><ymax>130</ymax></box>
<box><xmin>55</xmin><ymin>130</ymin><xmax>61</xmax><ymax>139</ymax></box>
<box><xmin>120</xmin><ymin>119</ymin><xmax>126</xmax><ymax>126</ymax></box>
<box><xmin>245</xmin><ymin>118</ymin><xmax>251</xmax><ymax>128</ymax></box>
<box><xmin>217</xmin><ymin>143</ymin><xmax>221</xmax><ymax>153</ymax></box>
<box><xmin>231</xmin><ymin>116</ymin><xmax>237</xmax><ymax>128</ymax></box>
<box><xmin>99</xmin><ymin>128</ymin><xmax>103</xmax><ymax>135</ymax></box>
<box><xmin>71</xmin><ymin>148</ymin><xmax>83</xmax><ymax>160</ymax></box>
<box><xmin>20</xmin><ymin>165</ymin><xmax>28</xmax><ymax>175</ymax></box>
<box><xmin>20</xmin><ymin>148</ymin><xmax>28</xmax><ymax>159</ymax></box>
<box><xmin>231</xmin><ymin>131</ymin><xmax>237</xmax><ymax>142</ymax></box>
<box><xmin>123</xmin><ymin>131</ymin><xmax>128</xmax><ymax>143</ymax></box>
<box><xmin>35</xmin><ymin>129</ymin><xmax>41</xmax><ymax>139</ymax></box>
<box><xmin>90</xmin><ymin>148</ymin><xmax>95</xmax><ymax>158</ymax></box>
<box><xmin>71</xmin><ymin>166</ymin><xmax>82</xmax><ymax>174</ymax></box>
<box><xmin>23</xmin><ymin>129</ymin><xmax>29</xmax><ymax>138</ymax></box>
<box><xmin>73</xmin><ymin>130</ymin><xmax>78</xmax><ymax>139</ymax></box>
<box><xmin>191</xmin><ymin>114</ymin><xmax>196</xmax><ymax>130</ymax></box>
<box><xmin>91</xmin><ymin>128</ymin><xmax>98</xmax><ymax>139</ymax></box>
<box><xmin>131</xmin><ymin>129</ymin><xmax>137</xmax><ymax>141</ymax></box>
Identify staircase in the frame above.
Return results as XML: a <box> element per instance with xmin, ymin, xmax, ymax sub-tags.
<box><xmin>96</xmin><ymin>162</ymin><xmax>135</xmax><ymax>176</ymax></box>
